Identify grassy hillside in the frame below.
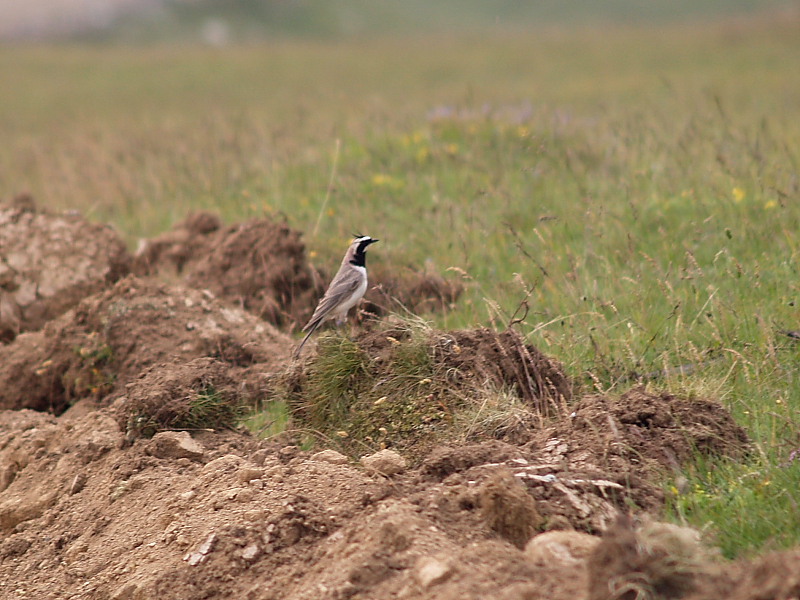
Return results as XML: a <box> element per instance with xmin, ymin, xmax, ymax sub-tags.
<box><xmin>1</xmin><ymin>14</ymin><xmax>799</xmax><ymax>556</ymax></box>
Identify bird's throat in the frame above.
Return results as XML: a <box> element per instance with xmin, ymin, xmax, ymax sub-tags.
<box><xmin>349</xmin><ymin>251</ymin><xmax>367</xmax><ymax>267</ymax></box>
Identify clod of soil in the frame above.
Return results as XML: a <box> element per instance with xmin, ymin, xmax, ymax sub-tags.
<box><xmin>436</xmin><ymin>327</ymin><xmax>573</xmax><ymax>408</ymax></box>
<box><xmin>0</xmin><ymin>197</ymin><xmax>131</xmax><ymax>342</ymax></box>
<box><xmin>133</xmin><ymin>212</ymin><xmax>323</xmax><ymax>328</ymax></box>
<box><xmin>479</xmin><ymin>469</ymin><xmax>544</xmax><ymax>548</ymax></box>
<box><xmin>0</xmin><ymin>275</ymin><xmax>291</xmax><ymax>415</ymax></box>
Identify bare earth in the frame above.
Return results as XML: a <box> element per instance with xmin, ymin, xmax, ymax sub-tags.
<box><xmin>1</xmin><ymin>201</ymin><xmax>798</xmax><ymax>600</ymax></box>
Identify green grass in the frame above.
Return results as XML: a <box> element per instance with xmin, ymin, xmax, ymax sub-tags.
<box><xmin>242</xmin><ymin>400</ymin><xmax>291</xmax><ymax>439</ymax></box>
<box><xmin>668</xmin><ymin>454</ymin><xmax>800</xmax><ymax>559</ymax></box>
<box><xmin>1</xmin><ymin>16</ymin><xmax>799</xmax><ymax>557</ymax></box>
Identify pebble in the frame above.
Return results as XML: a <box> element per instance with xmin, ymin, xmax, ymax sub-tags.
<box><xmin>241</xmin><ymin>543</ymin><xmax>260</xmax><ymax>562</ymax></box>
<box><xmin>360</xmin><ymin>449</ymin><xmax>407</xmax><ymax>476</ymax></box>
<box><xmin>236</xmin><ymin>467</ymin><xmax>264</xmax><ymax>483</ymax></box>
<box><xmin>146</xmin><ymin>432</ymin><xmax>204</xmax><ymax>461</ymax></box>
<box><xmin>183</xmin><ymin>532</ymin><xmax>217</xmax><ymax>566</ymax></box>
<box><xmin>311</xmin><ymin>449</ymin><xmax>349</xmax><ymax>465</ymax></box>
<box><xmin>414</xmin><ymin>556</ymin><xmax>453</xmax><ymax>588</ymax></box>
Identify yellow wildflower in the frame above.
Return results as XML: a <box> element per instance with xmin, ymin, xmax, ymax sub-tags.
<box><xmin>732</xmin><ymin>187</ymin><xmax>745</xmax><ymax>203</ymax></box>
<box><xmin>371</xmin><ymin>173</ymin><xmax>404</xmax><ymax>190</ymax></box>
<box><xmin>764</xmin><ymin>200</ymin><xmax>778</xmax><ymax>210</ymax></box>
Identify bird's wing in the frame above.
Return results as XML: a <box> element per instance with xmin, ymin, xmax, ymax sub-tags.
<box><xmin>302</xmin><ymin>274</ymin><xmax>362</xmax><ymax>331</ymax></box>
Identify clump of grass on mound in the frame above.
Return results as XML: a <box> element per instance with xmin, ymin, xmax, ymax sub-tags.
<box><xmin>126</xmin><ymin>384</ymin><xmax>247</xmax><ymax>438</ymax></box>
<box><xmin>119</xmin><ymin>358</ymin><xmax>248</xmax><ymax>438</ymax></box>
<box><xmin>286</xmin><ymin>316</ymin><xmax>572</xmax><ymax>460</ymax></box>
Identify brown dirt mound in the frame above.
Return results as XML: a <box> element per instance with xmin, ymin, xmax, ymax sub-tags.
<box><xmin>0</xmin><ymin>206</ymin><xmax>785</xmax><ymax>600</ymax></box>
<box><xmin>0</xmin><ymin>394</ymin><xmax>764</xmax><ymax>600</ymax></box>
<box><xmin>288</xmin><ymin>324</ymin><xmax>572</xmax><ymax>461</ymax></box>
<box><xmin>437</xmin><ymin>328</ymin><xmax>573</xmax><ymax>408</ymax></box>
<box><xmin>353</xmin><ymin>324</ymin><xmax>573</xmax><ymax>406</ymax></box>
<box><xmin>0</xmin><ymin>275</ymin><xmax>291</xmax><ymax>415</ymax></box>
<box><xmin>116</xmin><ymin>357</ymin><xmax>245</xmax><ymax>438</ymax></box>
<box><xmin>413</xmin><ymin>388</ymin><xmax>748</xmax><ymax>532</ymax></box>
<box><xmin>134</xmin><ymin>212</ymin><xmax>323</xmax><ymax>328</ymax></box>
<box><xmin>363</xmin><ymin>262</ymin><xmax>464</xmax><ymax>318</ymax></box>
<box><xmin>0</xmin><ymin>197</ymin><xmax>131</xmax><ymax>342</ymax></box>
<box><xmin>0</xmin><ymin>407</ymin><xmax>543</xmax><ymax>599</ymax></box>
<box><xmin>548</xmin><ymin>387</ymin><xmax>750</xmax><ymax>485</ymax></box>
<box><xmin>134</xmin><ymin>213</ymin><xmax>463</xmax><ymax>331</ymax></box>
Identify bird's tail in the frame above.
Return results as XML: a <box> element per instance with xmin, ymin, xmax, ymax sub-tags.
<box><xmin>293</xmin><ymin>322</ymin><xmax>321</xmax><ymax>359</ymax></box>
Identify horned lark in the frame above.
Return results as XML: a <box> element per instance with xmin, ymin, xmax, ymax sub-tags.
<box><xmin>294</xmin><ymin>235</ymin><xmax>379</xmax><ymax>357</ymax></box>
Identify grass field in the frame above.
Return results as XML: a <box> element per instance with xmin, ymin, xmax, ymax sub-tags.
<box><xmin>1</xmin><ymin>12</ymin><xmax>799</xmax><ymax>558</ymax></box>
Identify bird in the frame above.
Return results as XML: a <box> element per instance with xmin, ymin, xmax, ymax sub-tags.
<box><xmin>294</xmin><ymin>234</ymin><xmax>379</xmax><ymax>358</ymax></box>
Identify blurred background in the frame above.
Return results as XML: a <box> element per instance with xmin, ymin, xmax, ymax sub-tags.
<box><xmin>1</xmin><ymin>0</ymin><xmax>798</xmax><ymax>42</ymax></box>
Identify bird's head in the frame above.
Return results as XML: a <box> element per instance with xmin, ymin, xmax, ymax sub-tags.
<box><xmin>351</xmin><ymin>234</ymin><xmax>379</xmax><ymax>252</ymax></box>
<box><xmin>346</xmin><ymin>234</ymin><xmax>379</xmax><ymax>267</ymax></box>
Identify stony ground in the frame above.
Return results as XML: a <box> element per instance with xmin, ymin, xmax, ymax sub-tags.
<box><xmin>1</xmin><ymin>201</ymin><xmax>799</xmax><ymax>600</ymax></box>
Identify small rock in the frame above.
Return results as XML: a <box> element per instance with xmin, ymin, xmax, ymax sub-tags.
<box><xmin>147</xmin><ymin>432</ymin><xmax>204</xmax><ymax>461</ymax></box>
<box><xmin>250</xmin><ymin>449</ymin><xmax>271</xmax><ymax>466</ymax></box>
<box><xmin>241</xmin><ymin>543</ymin><xmax>260</xmax><ymax>562</ymax></box>
<box><xmin>185</xmin><ymin>551</ymin><xmax>205</xmax><ymax>567</ymax></box>
<box><xmin>201</xmin><ymin>454</ymin><xmax>244</xmax><ymax>475</ymax></box>
<box><xmin>311</xmin><ymin>449</ymin><xmax>349</xmax><ymax>465</ymax></box>
<box><xmin>278</xmin><ymin>445</ymin><xmax>299</xmax><ymax>459</ymax></box>
<box><xmin>69</xmin><ymin>473</ymin><xmax>88</xmax><ymax>495</ymax></box>
<box><xmin>236</xmin><ymin>467</ymin><xmax>264</xmax><ymax>483</ymax></box>
<box><xmin>360</xmin><ymin>449</ymin><xmax>407</xmax><ymax>476</ymax></box>
<box><xmin>213</xmin><ymin>487</ymin><xmax>254</xmax><ymax>509</ymax></box>
<box><xmin>184</xmin><ymin>532</ymin><xmax>217</xmax><ymax>566</ymax></box>
<box><xmin>230</xmin><ymin>487</ymin><xmax>254</xmax><ymax>502</ymax></box>
<box><xmin>414</xmin><ymin>556</ymin><xmax>453</xmax><ymax>588</ymax></box>
<box><xmin>0</xmin><ymin>535</ymin><xmax>31</xmax><ymax>558</ymax></box>
<box><xmin>197</xmin><ymin>532</ymin><xmax>217</xmax><ymax>555</ymax></box>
